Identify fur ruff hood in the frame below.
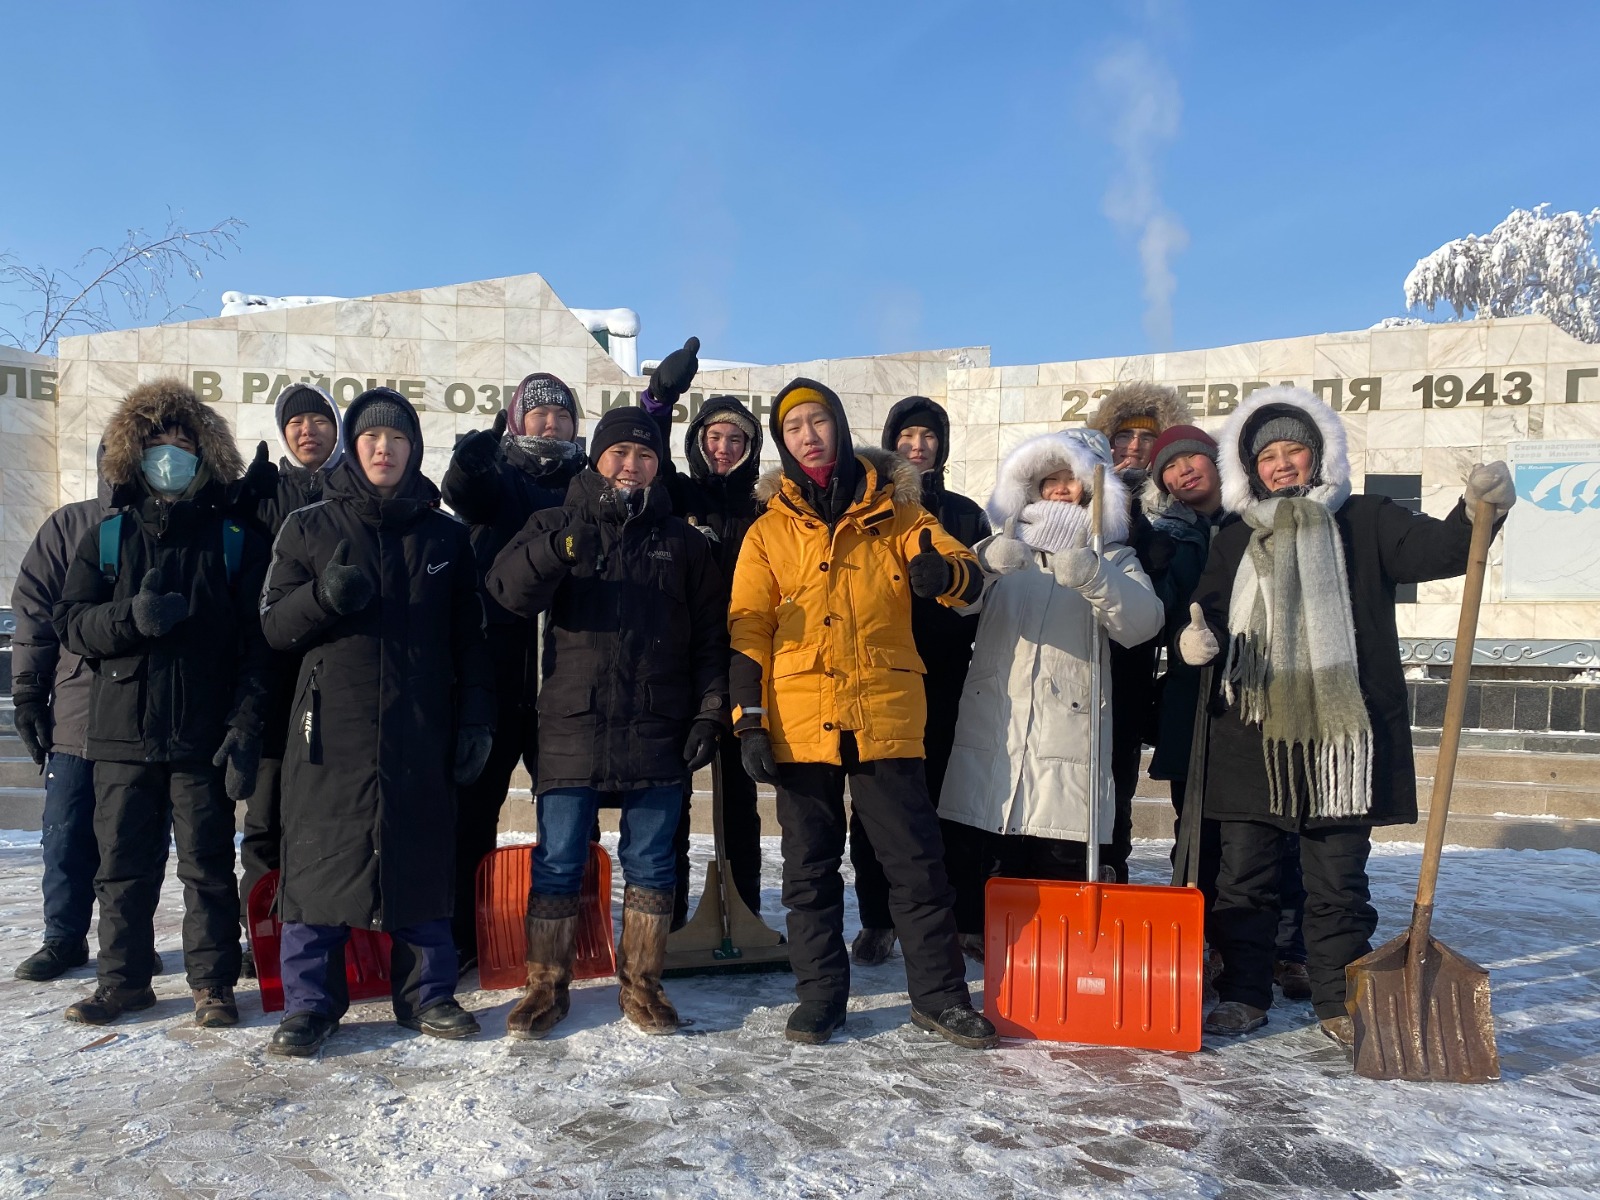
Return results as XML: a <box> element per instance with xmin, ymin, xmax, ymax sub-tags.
<box><xmin>755</xmin><ymin>445</ymin><xmax>919</xmax><ymax>509</ymax></box>
<box><xmin>1088</xmin><ymin>381</ymin><xmax>1190</xmax><ymax>441</ymax></box>
<box><xmin>101</xmin><ymin>377</ymin><xmax>245</xmax><ymax>489</ymax></box>
<box><xmin>987</xmin><ymin>429</ymin><xmax>1131</xmax><ymax>544</ymax></box>
<box><xmin>1217</xmin><ymin>386</ymin><xmax>1351</xmax><ymax>517</ymax></box>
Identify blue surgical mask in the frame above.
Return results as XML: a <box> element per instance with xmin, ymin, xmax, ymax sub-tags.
<box><xmin>141</xmin><ymin>444</ymin><xmax>199</xmax><ymax>494</ymax></box>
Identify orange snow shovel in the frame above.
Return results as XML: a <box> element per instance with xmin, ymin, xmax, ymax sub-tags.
<box><xmin>247</xmin><ymin>870</ymin><xmax>393</xmax><ymax>1013</ymax></box>
<box><xmin>984</xmin><ymin>465</ymin><xmax>1206</xmax><ymax>1052</ymax></box>
<box><xmin>474</xmin><ymin>841</ymin><xmax>617</xmax><ymax>990</ymax></box>
<box><xmin>1347</xmin><ymin>500</ymin><xmax>1500</xmax><ymax>1083</ymax></box>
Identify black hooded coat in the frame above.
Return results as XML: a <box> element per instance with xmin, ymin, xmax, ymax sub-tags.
<box><xmin>657</xmin><ymin>395</ymin><xmax>765</xmax><ymax>592</ymax></box>
<box><xmin>260</xmin><ymin>389</ymin><xmax>494</xmax><ymax>930</ymax></box>
<box><xmin>880</xmin><ymin>396</ymin><xmax>991</xmax><ymax>747</ymax></box>
<box><xmin>485</xmin><ymin>468</ymin><xmax>730</xmax><ymax>794</ymax></box>
<box><xmin>55</xmin><ymin>382</ymin><xmax>270</xmax><ymax>765</ymax></box>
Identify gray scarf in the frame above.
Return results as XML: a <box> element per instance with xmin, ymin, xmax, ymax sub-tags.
<box><xmin>1223</xmin><ymin>495</ymin><xmax>1372</xmax><ymax>820</ymax></box>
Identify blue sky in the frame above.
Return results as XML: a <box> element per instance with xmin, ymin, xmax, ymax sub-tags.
<box><xmin>4</xmin><ymin>1</ymin><xmax>1595</xmax><ymax>366</ymax></box>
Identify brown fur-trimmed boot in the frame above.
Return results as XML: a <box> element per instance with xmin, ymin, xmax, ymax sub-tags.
<box><xmin>506</xmin><ymin>894</ymin><xmax>581</xmax><ymax>1041</ymax></box>
<box><xmin>616</xmin><ymin>885</ymin><xmax>680</xmax><ymax>1035</ymax></box>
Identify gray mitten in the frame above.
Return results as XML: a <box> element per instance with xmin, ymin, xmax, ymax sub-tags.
<box><xmin>1465</xmin><ymin>461</ymin><xmax>1515</xmax><ymax>523</ymax></box>
<box><xmin>978</xmin><ymin>518</ymin><xmax>1030</xmax><ymax>576</ymax></box>
<box><xmin>316</xmin><ymin>539</ymin><xmax>375</xmax><ymax>615</ymax></box>
<box><xmin>132</xmin><ymin>570</ymin><xmax>188</xmax><ymax>638</ymax></box>
<box><xmin>212</xmin><ymin>726</ymin><xmax>261</xmax><ymax>801</ymax></box>
<box><xmin>1053</xmin><ymin>546</ymin><xmax>1100</xmax><ymax>591</ymax></box>
<box><xmin>1178</xmin><ymin>602</ymin><xmax>1220</xmax><ymax>667</ymax></box>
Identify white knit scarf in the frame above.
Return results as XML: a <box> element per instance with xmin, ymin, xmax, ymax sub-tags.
<box><xmin>1223</xmin><ymin>495</ymin><xmax>1373</xmax><ymax>820</ymax></box>
<box><xmin>1017</xmin><ymin>500</ymin><xmax>1092</xmax><ymax>554</ymax></box>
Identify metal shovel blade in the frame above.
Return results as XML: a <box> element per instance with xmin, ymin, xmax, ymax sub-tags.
<box><xmin>1347</xmin><ymin>913</ymin><xmax>1500</xmax><ymax>1083</ymax></box>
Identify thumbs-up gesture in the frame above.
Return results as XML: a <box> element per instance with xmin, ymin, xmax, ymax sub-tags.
<box><xmin>978</xmin><ymin>517</ymin><xmax>1030</xmax><ymax>576</ymax></box>
<box><xmin>315</xmin><ymin>539</ymin><xmax>375</xmax><ymax>616</ymax></box>
<box><xmin>650</xmin><ymin>336</ymin><xmax>701</xmax><ymax>404</ymax></box>
<box><xmin>908</xmin><ymin>528</ymin><xmax>952</xmax><ymax>598</ymax></box>
<box><xmin>1178</xmin><ymin>602</ymin><xmax>1220</xmax><ymax>666</ymax></box>
<box><xmin>242</xmin><ymin>440</ymin><xmax>279</xmax><ymax>501</ymax></box>
<box><xmin>131</xmin><ymin>569</ymin><xmax>189</xmax><ymax>638</ymax></box>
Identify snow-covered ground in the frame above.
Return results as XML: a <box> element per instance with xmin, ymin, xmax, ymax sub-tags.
<box><xmin>1</xmin><ymin>832</ymin><xmax>1596</xmax><ymax>1199</ymax></box>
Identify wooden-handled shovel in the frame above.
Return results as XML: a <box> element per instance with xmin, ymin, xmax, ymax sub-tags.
<box><xmin>1346</xmin><ymin>499</ymin><xmax>1501</xmax><ymax>1082</ymax></box>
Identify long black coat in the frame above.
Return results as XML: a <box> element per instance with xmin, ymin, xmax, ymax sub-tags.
<box><xmin>261</xmin><ymin>410</ymin><xmax>493</xmax><ymax>930</ymax></box>
<box><xmin>1194</xmin><ymin>494</ymin><xmax>1478</xmax><ymax>830</ymax></box>
<box><xmin>486</xmin><ymin>470</ymin><xmax>729</xmax><ymax>794</ymax></box>
<box><xmin>1146</xmin><ymin>498</ymin><xmax>1222</xmax><ymax>781</ymax></box>
<box><xmin>55</xmin><ymin>476</ymin><xmax>270</xmax><ymax>765</ymax></box>
<box><xmin>657</xmin><ymin>395</ymin><xmax>764</xmax><ymax>594</ymax></box>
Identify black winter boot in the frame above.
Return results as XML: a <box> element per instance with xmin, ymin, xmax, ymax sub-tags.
<box><xmin>268</xmin><ymin>1012</ymin><xmax>340</xmax><ymax>1057</ymax></box>
<box><xmin>911</xmin><ymin>1003</ymin><xmax>998</xmax><ymax>1049</ymax></box>
<box><xmin>193</xmin><ymin>986</ymin><xmax>239</xmax><ymax>1028</ymax></box>
<box><xmin>785</xmin><ymin>1000</ymin><xmax>847</xmax><ymax>1045</ymax></box>
<box><xmin>64</xmin><ymin>983</ymin><xmax>157</xmax><ymax>1026</ymax></box>
<box><xmin>399</xmin><ymin>999</ymin><xmax>481</xmax><ymax>1039</ymax></box>
<box><xmin>14</xmin><ymin>939</ymin><xmax>89</xmax><ymax>981</ymax></box>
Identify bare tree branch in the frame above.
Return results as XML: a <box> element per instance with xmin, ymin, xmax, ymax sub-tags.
<box><xmin>0</xmin><ymin>214</ymin><xmax>245</xmax><ymax>353</ymax></box>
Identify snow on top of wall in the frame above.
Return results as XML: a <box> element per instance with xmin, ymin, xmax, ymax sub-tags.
<box><xmin>220</xmin><ymin>291</ymin><xmax>345</xmax><ymax>316</ymax></box>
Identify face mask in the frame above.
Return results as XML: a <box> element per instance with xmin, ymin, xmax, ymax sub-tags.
<box><xmin>142</xmin><ymin>444</ymin><xmax>199</xmax><ymax>494</ymax></box>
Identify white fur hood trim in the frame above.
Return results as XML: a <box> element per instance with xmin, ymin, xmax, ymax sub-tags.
<box><xmin>986</xmin><ymin>430</ymin><xmax>1131</xmax><ymax>544</ymax></box>
<box><xmin>1217</xmin><ymin>386</ymin><xmax>1352</xmax><ymax>516</ymax></box>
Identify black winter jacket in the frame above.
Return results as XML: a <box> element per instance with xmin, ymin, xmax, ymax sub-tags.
<box><xmin>1145</xmin><ymin>492</ymin><xmax>1224</xmax><ymax>781</ymax></box>
<box><xmin>486</xmin><ymin>470</ymin><xmax>729</xmax><ymax>794</ymax></box>
<box><xmin>55</xmin><ymin>475</ymin><xmax>271</xmax><ymax>765</ymax></box>
<box><xmin>1195</xmin><ymin>494</ymin><xmax>1478</xmax><ymax>829</ymax></box>
<box><xmin>261</xmin><ymin>391</ymin><xmax>494</xmax><ymax>930</ymax></box>
<box><xmin>656</xmin><ymin>395</ymin><xmax>765</xmax><ymax>594</ymax></box>
<box><xmin>11</xmin><ymin>491</ymin><xmax>112</xmax><ymax>759</ymax></box>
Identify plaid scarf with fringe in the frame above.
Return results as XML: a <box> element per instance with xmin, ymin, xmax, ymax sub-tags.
<box><xmin>1223</xmin><ymin>496</ymin><xmax>1372</xmax><ymax>820</ymax></box>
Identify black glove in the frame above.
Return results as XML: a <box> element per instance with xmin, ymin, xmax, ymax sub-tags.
<box><xmin>212</xmin><ymin>725</ymin><xmax>261</xmax><ymax>801</ymax></box>
<box><xmin>1143</xmin><ymin>530</ymin><xmax>1176</xmax><ymax>576</ymax></box>
<box><xmin>683</xmin><ymin>718</ymin><xmax>720</xmax><ymax>773</ymax></box>
<box><xmin>553</xmin><ymin>522</ymin><xmax>602</xmax><ymax>574</ymax></box>
<box><xmin>907</xmin><ymin>528</ymin><xmax>952</xmax><ymax>599</ymax></box>
<box><xmin>316</xmin><ymin>539</ymin><xmax>375</xmax><ymax>616</ymax></box>
<box><xmin>454</xmin><ymin>724</ymin><xmax>494</xmax><ymax>785</ymax></box>
<box><xmin>649</xmin><ymin>336</ymin><xmax>701</xmax><ymax>403</ymax></box>
<box><xmin>10</xmin><ymin>672</ymin><xmax>49</xmax><ymax>767</ymax></box>
<box><xmin>131</xmin><ymin>569</ymin><xmax>189</xmax><ymax>638</ymax></box>
<box><xmin>453</xmin><ymin>413</ymin><xmax>506</xmax><ymax>478</ymax></box>
<box><xmin>739</xmin><ymin>728</ymin><xmax>781</xmax><ymax>786</ymax></box>
<box><xmin>242</xmin><ymin>440</ymin><xmax>279</xmax><ymax>503</ymax></box>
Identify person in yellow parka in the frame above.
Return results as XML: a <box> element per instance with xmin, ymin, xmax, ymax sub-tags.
<box><xmin>728</xmin><ymin>378</ymin><xmax>996</xmax><ymax>1050</ymax></box>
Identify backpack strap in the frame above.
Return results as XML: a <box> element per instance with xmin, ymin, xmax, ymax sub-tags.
<box><xmin>222</xmin><ymin>520</ymin><xmax>244</xmax><ymax>587</ymax></box>
<box><xmin>98</xmin><ymin>513</ymin><xmax>123</xmax><ymax>584</ymax></box>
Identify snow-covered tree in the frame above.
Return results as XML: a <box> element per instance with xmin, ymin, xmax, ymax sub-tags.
<box><xmin>1404</xmin><ymin>205</ymin><xmax>1600</xmax><ymax>343</ymax></box>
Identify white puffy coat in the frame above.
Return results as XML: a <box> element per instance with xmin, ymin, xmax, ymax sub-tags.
<box><xmin>940</xmin><ymin>432</ymin><xmax>1163</xmax><ymax>843</ymax></box>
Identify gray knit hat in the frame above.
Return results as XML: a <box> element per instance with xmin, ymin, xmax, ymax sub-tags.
<box><xmin>348</xmin><ymin>390</ymin><xmax>419</xmax><ymax>443</ymax></box>
<box><xmin>1243</xmin><ymin>402</ymin><xmax>1323</xmax><ymax>492</ymax></box>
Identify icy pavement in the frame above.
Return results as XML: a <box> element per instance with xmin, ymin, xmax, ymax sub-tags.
<box><xmin>0</xmin><ymin>832</ymin><xmax>1596</xmax><ymax>1199</ymax></box>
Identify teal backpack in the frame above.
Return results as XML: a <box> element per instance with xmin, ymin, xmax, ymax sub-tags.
<box><xmin>98</xmin><ymin>512</ymin><xmax>244</xmax><ymax>587</ymax></box>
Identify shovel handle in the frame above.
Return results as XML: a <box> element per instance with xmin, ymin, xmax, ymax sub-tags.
<box><xmin>1414</xmin><ymin>499</ymin><xmax>1496</xmax><ymax>912</ymax></box>
<box><xmin>1086</xmin><ymin>465</ymin><xmax>1105</xmax><ymax>883</ymax></box>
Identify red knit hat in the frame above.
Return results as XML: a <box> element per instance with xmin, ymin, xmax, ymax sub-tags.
<box><xmin>1150</xmin><ymin>424</ymin><xmax>1219</xmax><ymax>494</ymax></box>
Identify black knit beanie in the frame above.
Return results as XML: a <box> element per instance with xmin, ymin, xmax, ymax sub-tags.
<box><xmin>589</xmin><ymin>405</ymin><xmax>664</xmax><ymax>461</ymax></box>
<box><xmin>279</xmin><ymin>385</ymin><xmax>333</xmax><ymax>430</ymax></box>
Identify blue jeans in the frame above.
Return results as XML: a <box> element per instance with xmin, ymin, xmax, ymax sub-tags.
<box><xmin>535</xmin><ymin>786</ymin><xmax>680</xmax><ymax>895</ymax></box>
<box><xmin>41</xmin><ymin>753</ymin><xmax>98</xmax><ymax>943</ymax></box>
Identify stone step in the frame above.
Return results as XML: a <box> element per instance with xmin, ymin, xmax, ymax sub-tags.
<box><xmin>1414</xmin><ymin>747</ymin><xmax>1600</xmax><ymax>788</ymax></box>
<box><xmin>0</xmin><ymin>756</ymin><xmax>45</xmax><ymax>788</ymax></box>
<box><xmin>0</xmin><ymin>786</ymin><xmax>44</xmax><ymax>829</ymax></box>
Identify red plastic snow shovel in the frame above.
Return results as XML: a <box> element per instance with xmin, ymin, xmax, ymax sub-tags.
<box><xmin>474</xmin><ymin>841</ymin><xmax>616</xmax><ymax>990</ymax></box>
<box><xmin>246</xmin><ymin>870</ymin><xmax>394</xmax><ymax>1014</ymax></box>
<box><xmin>983</xmin><ymin>465</ymin><xmax>1206</xmax><ymax>1052</ymax></box>
<box><xmin>1346</xmin><ymin>499</ymin><xmax>1501</xmax><ymax>1082</ymax></box>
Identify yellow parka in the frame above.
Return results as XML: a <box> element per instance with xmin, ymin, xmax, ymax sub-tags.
<box><xmin>729</xmin><ymin>447</ymin><xmax>980</xmax><ymax>765</ymax></box>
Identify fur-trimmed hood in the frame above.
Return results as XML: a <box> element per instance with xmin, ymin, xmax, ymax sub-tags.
<box><xmin>986</xmin><ymin>428</ymin><xmax>1131</xmax><ymax>544</ymax></box>
<box><xmin>101</xmin><ymin>377</ymin><xmax>245</xmax><ymax>490</ymax></box>
<box><xmin>755</xmin><ymin>445</ymin><xmax>919</xmax><ymax>509</ymax></box>
<box><xmin>1087</xmin><ymin>380</ymin><xmax>1190</xmax><ymax>441</ymax></box>
<box><xmin>1217</xmin><ymin>385</ymin><xmax>1351</xmax><ymax>516</ymax></box>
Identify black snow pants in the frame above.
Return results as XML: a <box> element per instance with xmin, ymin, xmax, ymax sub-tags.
<box><xmin>1210</xmin><ymin>820</ymin><xmax>1377</xmax><ymax>1021</ymax></box>
<box><xmin>777</xmin><ymin>733</ymin><xmax>969</xmax><ymax>1016</ymax></box>
<box><xmin>94</xmin><ymin>759</ymin><xmax>241</xmax><ymax>993</ymax></box>
<box><xmin>238</xmin><ymin>755</ymin><xmax>283</xmax><ymax>919</ymax></box>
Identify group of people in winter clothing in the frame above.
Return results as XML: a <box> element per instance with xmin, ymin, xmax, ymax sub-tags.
<box><xmin>9</xmin><ymin>341</ymin><xmax>1515</xmax><ymax>1059</ymax></box>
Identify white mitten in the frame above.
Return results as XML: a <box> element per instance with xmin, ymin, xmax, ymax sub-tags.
<box><xmin>1464</xmin><ymin>461</ymin><xmax>1515</xmax><ymax>523</ymax></box>
<box><xmin>1178</xmin><ymin>602</ymin><xmax>1220</xmax><ymax>666</ymax></box>
<box><xmin>1053</xmin><ymin>546</ymin><xmax>1099</xmax><ymax>591</ymax></box>
<box><xmin>978</xmin><ymin>518</ymin><xmax>1030</xmax><ymax>576</ymax></box>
